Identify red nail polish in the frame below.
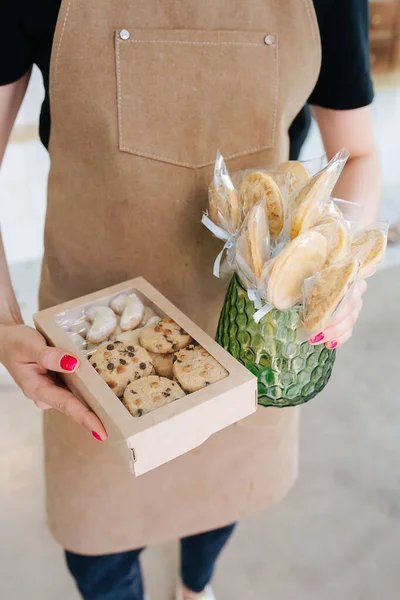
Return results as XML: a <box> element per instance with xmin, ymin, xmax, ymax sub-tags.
<box><xmin>309</xmin><ymin>332</ymin><xmax>324</xmax><ymax>344</ymax></box>
<box><xmin>60</xmin><ymin>354</ymin><xmax>78</xmax><ymax>371</ymax></box>
<box><xmin>92</xmin><ymin>431</ymin><xmax>103</xmax><ymax>442</ymax></box>
<box><xmin>330</xmin><ymin>341</ymin><xmax>338</xmax><ymax>349</ymax></box>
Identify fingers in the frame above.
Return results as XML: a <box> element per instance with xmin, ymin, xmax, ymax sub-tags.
<box><xmin>326</xmin><ymin>281</ymin><xmax>366</xmax><ymax>329</ymax></box>
<box><xmin>309</xmin><ymin>306</ymin><xmax>359</xmax><ymax>348</ymax></box>
<box><xmin>35</xmin><ymin>400</ymin><xmax>53</xmax><ymax>410</ymax></box>
<box><xmin>357</xmin><ymin>279</ymin><xmax>368</xmax><ymax>296</ymax></box>
<box><xmin>41</xmin><ymin>385</ymin><xmax>107</xmax><ymax>438</ymax></box>
<box><xmin>323</xmin><ymin>298</ymin><xmax>363</xmax><ymax>342</ymax></box>
<box><xmin>23</xmin><ymin>373</ymin><xmax>108</xmax><ymax>440</ymax></box>
<box><xmin>325</xmin><ymin>328</ymin><xmax>353</xmax><ymax>350</ymax></box>
<box><xmin>309</xmin><ymin>279</ymin><xmax>367</xmax><ymax>349</ymax></box>
<box><xmin>36</xmin><ymin>346</ymin><xmax>80</xmax><ymax>374</ymax></box>
<box><xmin>4</xmin><ymin>326</ymin><xmax>106</xmax><ymax>439</ymax></box>
<box><xmin>10</xmin><ymin>326</ymin><xmax>80</xmax><ymax>374</ymax></box>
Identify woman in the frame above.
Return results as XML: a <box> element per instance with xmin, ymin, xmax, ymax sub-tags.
<box><xmin>0</xmin><ymin>1</ymin><xmax>380</xmax><ymax>599</ymax></box>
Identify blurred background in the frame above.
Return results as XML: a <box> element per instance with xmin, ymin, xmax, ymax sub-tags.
<box><xmin>1</xmin><ymin>2</ymin><xmax>400</xmax><ymax>599</ymax></box>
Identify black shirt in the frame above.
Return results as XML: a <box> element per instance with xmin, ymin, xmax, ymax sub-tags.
<box><xmin>0</xmin><ymin>0</ymin><xmax>374</xmax><ymax>155</ymax></box>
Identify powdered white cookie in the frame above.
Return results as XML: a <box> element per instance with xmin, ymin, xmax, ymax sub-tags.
<box><xmin>67</xmin><ymin>331</ymin><xmax>87</xmax><ymax>350</ymax></box>
<box><xmin>116</xmin><ymin>328</ymin><xmax>144</xmax><ymax>343</ymax></box>
<box><xmin>110</xmin><ymin>293</ymin><xmax>129</xmax><ymax>315</ymax></box>
<box><xmin>86</xmin><ymin>306</ymin><xmax>117</xmax><ymax>343</ymax></box>
<box><xmin>69</xmin><ymin>319</ymin><xmax>91</xmax><ymax>338</ymax></box>
<box><xmin>140</xmin><ymin>306</ymin><xmax>161</xmax><ymax>327</ymax></box>
<box><xmin>145</xmin><ymin>316</ymin><xmax>161</xmax><ymax>326</ymax></box>
<box><xmin>109</xmin><ymin>323</ymin><xmax>123</xmax><ymax>341</ymax></box>
<box><xmin>120</xmin><ymin>294</ymin><xmax>144</xmax><ymax>330</ymax></box>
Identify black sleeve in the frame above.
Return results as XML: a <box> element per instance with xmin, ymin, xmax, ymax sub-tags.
<box><xmin>308</xmin><ymin>0</ymin><xmax>374</xmax><ymax>110</ymax></box>
<box><xmin>0</xmin><ymin>5</ymin><xmax>34</xmax><ymax>85</ymax></box>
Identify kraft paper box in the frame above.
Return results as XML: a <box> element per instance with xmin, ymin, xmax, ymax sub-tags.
<box><xmin>33</xmin><ymin>277</ymin><xmax>257</xmax><ymax>476</ymax></box>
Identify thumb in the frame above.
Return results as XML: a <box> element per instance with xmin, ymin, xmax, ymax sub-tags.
<box><xmin>37</xmin><ymin>345</ymin><xmax>80</xmax><ymax>373</ymax></box>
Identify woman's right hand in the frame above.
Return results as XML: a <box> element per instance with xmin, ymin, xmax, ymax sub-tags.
<box><xmin>0</xmin><ymin>323</ymin><xmax>108</xmax><ymax>440</ymax></box>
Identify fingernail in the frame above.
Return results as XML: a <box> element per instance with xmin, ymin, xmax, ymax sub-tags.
<box><xmin>60</xmin><ymin>354</ymin><xmax>78</xmax><ymax>371</ymax></box>
<box><xmin>92</xmin><ymin>431</ymin><xmax>103</xmax><ymax>442</ymax></box>
<box><xmin>309</xmin><ymin>332</ymin><xmax>325</xmax><ymax>344</ymax></box>
<box><xmin>330</xmin><ymin>341</ymin><xmax>338</xmax><ymax>349</ymax></box>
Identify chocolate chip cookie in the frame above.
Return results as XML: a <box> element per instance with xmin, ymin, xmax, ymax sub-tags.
<box><xmin>172</xmin><ymin>345</ymin><xmax>228</xmax><ymax>393</ymax></box>
<box><xmin>139</xmin><ymin>318</ymin><xmax>192</xmax><ymax>354</ymax></box>
<box><xmin>123</xmin><ymin>375</ymin><xmax>186</xmax><ymax>417</ymax></box>
<box><xmin>88</xmin><ymin>341</ymin><xmax>154</xmax><ymax>397</ymax></box>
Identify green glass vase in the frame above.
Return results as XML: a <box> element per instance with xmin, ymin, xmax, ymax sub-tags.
<box><xmin>216</xmin><ymin>274</ymin><xmax>336</xmax><ymax>407</ymax></box>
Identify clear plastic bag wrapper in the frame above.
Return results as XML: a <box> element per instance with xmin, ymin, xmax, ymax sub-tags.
<box><xmin>204</xmin><ymin>149</ymin><xmax>388</xmax><ymax>408</ymax></box>
<box><xmin>274</xmin><ymin>160</ymin><xmax>312</xmax><ymax>199</ymax></box>
<box><xmin>233</xmin><ymin>167</ymin><xmax>289</xmax><ymax>247</ymax></box>
<box><xmin>55</xmin><ymin>291</ymin><xmax>229</xmax><ymax>418</ymax></box>
<box><xmin>234</xmin><ymin>200</ymin><xmax>271</xmax><ymax>291</ymax></box>
<box><xmin>202</xmin><ymin>151</ymin><xmax>288</xmax><ymax>278</ymax></box>
<box><xmin>286</xmin><ymin>148</ymin><xmax>350</xmax><ymax>240</ymax></box>
<box><xmin>202</xmin><ymin>151</ymin><xmax>242</xmax><ymax>279</ymax></box>
<box><xmin>299</xmin><ymin>222</ymin><xmax>388</xmax><ymax>341</ymax></box>
<box><xmin>327</xmin><ymin>197</ymin><xmax>362</xmax><ymax>223</ymax></box>
<box><xmin>350</xmin><ymin>222</ymin><xmax>389</xmax><ymax>280</ymax></box>
<box><xmin>262</xmin><ymin>229</ymin><xmax>329</xmax><ymax>311</ymax></box>
<box><xmin>207</xmin><ymin>150</ymin><xmax>241</xmax><ymax>234</ymax></box>
<box><xmin>298</xmin><ymin>255</ymin><xmax>360</xmax><ymax>342</ymax></box>
<box><xmin>311</xmin><ymin>214</ymin><xmax>350</xmax><ymax>267</ymax></box>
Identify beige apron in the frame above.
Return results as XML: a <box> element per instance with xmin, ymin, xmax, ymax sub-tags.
<box><xmin>40</xmin><ymin>0</ymin><xmax>321</xmax><ymax>554</ymax></box>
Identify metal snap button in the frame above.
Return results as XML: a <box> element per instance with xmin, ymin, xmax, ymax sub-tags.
<box><xmin>264</xmin><ymin>34</ymin><xmax>275</xmax><ymax>46</ymax></box>
<box><xmin>119</xmin><ymin>29</ymin><xmax>131</xmax><ymax>41</ymax></box>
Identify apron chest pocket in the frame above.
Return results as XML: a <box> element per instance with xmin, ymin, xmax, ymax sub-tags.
<box><xmin>115</xmin><ymin>29</ymin><xmax>278</xmax><ymax>169</ymax></box>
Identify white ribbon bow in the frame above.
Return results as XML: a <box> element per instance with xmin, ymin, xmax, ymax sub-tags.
<box><xmin>253</xmin><ymin>301</ymin><xmax>274</xmax><ymax>323</ymax></box>
<box><xmin>201</xmin><ymin>213</ymin><xmax>235</xmax><ymax>278</ymax></box>
<box><xmin>247</xmin><ymin>289</ymin><xmax>274</xmax><ymax>323</ymax></box>
<box><xmin>247</xmin><ymin>288</ymin><xmax>263</xmax><ymax>310</ymax></box>
<box><xmin>202</xmin><ymin>213</ymin><xmax>275</xmax><ymax>322</ymax></box>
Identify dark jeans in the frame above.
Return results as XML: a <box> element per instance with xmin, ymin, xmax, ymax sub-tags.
<box><xmin>66</xmin><ymin>523</ymin><xmax>236</xmax><ymax>600</ymax></box>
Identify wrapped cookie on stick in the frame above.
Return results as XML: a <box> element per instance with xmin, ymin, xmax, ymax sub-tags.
<box><xmin>202</xmin><ymin>150</ymin><xmax>287</xmax><ymax>277</ymax></box>
<box><xmin>234</xmin><ymin>200</ymin><xmax>272</xmax><ymax>294</ymax></box>
<box><xmin>299</xmin><ymin>222</ymin><xmax>388</xmax><ymax>340</ymax></box>
<box><xmin>350</xmin><ymin>223</ymin><xmax>388</xmax><ymax>280</ymax></box>
<box><xmin>300</xmin><ymin>255</ymin><xmax>360</xmax><ymax>340</ymax></box>
<box><xmin>275</xmin><ymin>160</ymin><xmax>311</xmax><ymax>198</ymax></box>
<box><xmin>238</xmin><ymin>170</ymin><xmax>285</xmax><ymax>243</ymax></box>
<box><xmin>206</xmin><ymin>148</ymin><xmax>388</xmax><ymax>409</ymax></box>
<box><xmin>287</xmin><ymin>148</ymin><xmax>349</xmax><ymax>240</ymax></box>
<box><xmin>201</xmin><ymin>151</ymin><xmax>241</xmax><ymax>277</ymax></box>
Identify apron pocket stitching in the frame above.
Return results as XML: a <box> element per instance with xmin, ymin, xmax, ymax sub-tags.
<box><xmin>53</xmin><ymin>0</ymin><xmax>74</xmax><ymax>86</ymax></box>
<box><xmin>115</xmin><ymin>31</ymin><xmax>278</xmax><ymax>168</ymax></box>
<box><xmin>121</xmin><ymin>39</ymin><xmax>269</xmax><ymax>47</ymax></box>
<box><xmin>117</xmin><ymin>144</ymin><xmax>278</xmax><ymax>169</ymax></box>
<box><xmin>115</xmin><ymin>33</ymin><xmax>124</xmax><ymax>150</ymax></box>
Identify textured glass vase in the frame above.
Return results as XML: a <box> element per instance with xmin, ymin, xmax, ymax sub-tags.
<box><xmin>216</xmin><ymin>274</ymin><xmax>336</xmax><ymax>407</ymax></box>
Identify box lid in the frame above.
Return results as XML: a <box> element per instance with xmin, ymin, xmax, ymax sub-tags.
<box><xmin>34</xmin><ymin>277</ymin><xmax>257</xmax><ymax>475</ymax></box>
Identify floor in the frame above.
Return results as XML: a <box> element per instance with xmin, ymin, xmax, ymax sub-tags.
<box><xmin>1</xmin><ymin>68</ymin><xmax>400</xmax><ymax>599</ymax></box>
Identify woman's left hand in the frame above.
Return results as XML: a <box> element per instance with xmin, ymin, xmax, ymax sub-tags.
<box><xmin>308</xmin><ymin>280</ymin><xmax>367</xmax><ymax>349</ymax></box>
